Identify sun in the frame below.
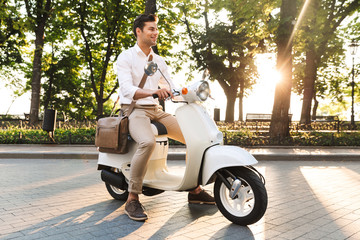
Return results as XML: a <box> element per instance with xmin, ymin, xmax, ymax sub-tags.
<box><xmin>255</xmin><ymin>54</ymin><xmax>282</xmax><ymax>87</ymax></box>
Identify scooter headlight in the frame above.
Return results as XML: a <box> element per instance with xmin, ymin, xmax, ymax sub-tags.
<box><xmin>196</xmin><ymin>81</ymin><xmax>210</xmax><ymax>101</ymax></box>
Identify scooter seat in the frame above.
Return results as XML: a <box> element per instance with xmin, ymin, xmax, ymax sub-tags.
<box><xmin>151</xmin><ymin>121</ymin><xmax>168</xmax><ymax>136</ymax></box>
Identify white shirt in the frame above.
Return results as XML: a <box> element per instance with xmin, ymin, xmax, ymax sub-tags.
<box><xmin>115</xmin><ymin>44</ymin><xmax>177</xmax><ymax>105</ymax></box>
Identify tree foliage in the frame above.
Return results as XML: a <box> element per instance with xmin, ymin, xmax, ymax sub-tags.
<box><xmin>179</xmin><ymin>0</ymin><xmax>273</xmax><ymax>122</ymax></box>
<box><xmin>0</xmin><ymin>0</ymin><xmax>25</xmax><ymax>68</ymax></box>
<box><xmin>293</xmin><ymin>0</ymin><xmax>360</xmax><ymax>124</ymax></box>
<box><xmin>2</xmin><ymin>0</ymin><xmax>360</xmax><ymax>126</ymax></box>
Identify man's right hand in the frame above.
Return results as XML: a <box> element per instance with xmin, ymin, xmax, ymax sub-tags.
<box><xmin>133</xmin><ymin>88</ymin><xmax>172</xmax><ymax>101</ymax></box>
<box><xmin>153</xmin><ymin>88</ymin><xmax>173</xmax><ymax>100</ymax></box>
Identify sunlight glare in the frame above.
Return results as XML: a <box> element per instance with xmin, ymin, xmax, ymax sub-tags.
<box><xmin>256</xmin><ymin>54</ymin><xmax>281</xmax><ymax>87</ymax></box>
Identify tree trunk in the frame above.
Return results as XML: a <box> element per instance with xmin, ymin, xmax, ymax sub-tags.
<box><xmin>224</xmin><ymin>87</ymin><xmax>237</xmax><ymax>123</ymax></box>
<box><xmin>311</xmin><ymin>94</ymin><xmax>318</xmax><ymax>121</ymax></box>
<box><xmin>44</xmin><ymin>45</ymin><xmax>55</xmax><ymax>109</ymax></box>
<box><xmin>28</xmin><ymin>0</ymin><xmax>52</xmax><ymax>125</ymax></box>
<box><xmin>29</xmin><ymin>32</ymin><xmax>44</xmax><ymax>124</ymax></box>
<box><xmin>238</xmin><ymin>80</ymin><xmax>244</xmax><ymax>121</ymax></box>
<box><xmin>300</xmin><ymin>47</ymin><xmax>317</xmax><ymax>124</ymax></box>
<box><xmin>144</xmin><ymin>0</ymin><xmax>165</xmax><ymax>111</ymax></box>
<box><xmin>44</xmin><ymin>65</ymin><xmax>54</xmax><ymax>110</ymax></box>
<box><xmin>269</xmin><ymin>0</ymin><xmax>296</xmax><ymax>139</ymax></box>
<box><xmin>145</xmin><ymin>0</ymin><xmax>156</xmax><ymax>14</ymax></box>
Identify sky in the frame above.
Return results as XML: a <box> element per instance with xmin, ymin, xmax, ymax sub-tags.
<box><xmin>0</xmin><ymin>81</ymin><xmax>31</xmax><ymax>118</ymax></box>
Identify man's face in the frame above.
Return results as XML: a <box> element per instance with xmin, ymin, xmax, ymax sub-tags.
<box><xmin>137</xmin><ymin>21</ymin><xmax>159</xmax><ymax>47</ymax></box>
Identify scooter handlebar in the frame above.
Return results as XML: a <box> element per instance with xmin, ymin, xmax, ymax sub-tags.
<box><xmin>152</xmin><ymin>90</ymin><xmax>180</xmax><ymax>99</ymax></box>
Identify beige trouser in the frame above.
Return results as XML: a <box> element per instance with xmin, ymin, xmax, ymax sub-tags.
<box><xmin>122</xmin><ymin>104</ymin><xmax>185</xmax><ymax>194</ymax></box>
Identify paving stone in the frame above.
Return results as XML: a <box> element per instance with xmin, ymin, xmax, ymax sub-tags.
<box><xmin>1</xmin><ymin>159</ymin><xmax>360</xmax><ymax>239</ymax></box>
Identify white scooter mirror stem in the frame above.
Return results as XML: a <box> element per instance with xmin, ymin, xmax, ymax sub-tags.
<box><xmin>144</xmin><ymin>60</ymin><xmax>174</xmax><ymax>98</ymax></box>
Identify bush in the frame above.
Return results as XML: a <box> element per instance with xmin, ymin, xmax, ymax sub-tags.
<box><xmin>0</xmin><ymin>128</ymin><xmax>95</xmax><ymax>144</ymax></box>
<box><xmin>0</xmin><ymin>121</ymin><xmax>359</xmax><ymax>146</ymax></box>
<box><xmin>222</xmin><ymin>130</ymin><xmax>360</xmax><ymax>146</ymax></box>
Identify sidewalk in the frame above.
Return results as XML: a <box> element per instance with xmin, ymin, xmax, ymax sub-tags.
<box><xmin>1</xmin><ymin>144</ymin><xmax>360</xmax><ymax>160</ymax></box>
<box><xmin>1</xmin><ymin>158</ymin><xmax>360</xmax><ymax>239</ymax></box>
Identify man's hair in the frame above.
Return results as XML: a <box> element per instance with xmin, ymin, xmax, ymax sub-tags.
<box><xmin>133</xmin><ymin>14</ymin><xmax>158</xmax><ymax>37</ymax></box>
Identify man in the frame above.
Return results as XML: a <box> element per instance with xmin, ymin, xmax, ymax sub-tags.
<box><xmin>115</xmin><ymin>14</ymin><xmax>214</xmax><ymax>221</ymax></box>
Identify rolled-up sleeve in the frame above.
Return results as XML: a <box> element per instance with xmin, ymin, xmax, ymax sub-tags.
<box><xmin>116</xmin><ymin>52</ymin><xmax>139</xmax><ymax>101</ymax></box>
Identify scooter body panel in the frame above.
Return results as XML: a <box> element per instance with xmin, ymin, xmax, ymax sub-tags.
<box><xmin>172</xmin><ymin>103</ymin><xmax>223</xmax><ymax>190</ymax></box>
<box><xmin>201</xmin><ymin>145</ymin><xmax>258</xmax><ymax>185</ymax></box>
<box><xmin>98</xmin><ymin>136</ymin><xmax>170</xmax><ymax>184</ymax></box>
<box><xmin>98</xmin><ymin>142</ymin><xmax>137</xmax><ymax>169</ymax></box>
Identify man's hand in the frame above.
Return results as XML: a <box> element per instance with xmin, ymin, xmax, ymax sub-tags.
<box><xmin>154</xmin><ymin>88</ymin><xmax>173</xmax><ymax>100</ymax></box>
<box><xmin>133</xmin><ymin>88</ymin><xmax>173</xmax><ymax>100</ymax></box>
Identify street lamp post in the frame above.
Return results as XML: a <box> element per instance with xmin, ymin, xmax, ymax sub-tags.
<box><xmin>350</xmin><ymin>40</ymin><xmax>358</xmax><ymax>129</ymax></box>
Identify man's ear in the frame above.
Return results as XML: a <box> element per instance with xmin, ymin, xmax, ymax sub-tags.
<box><xmin>136</xmin><ymin>27</ymin><xmax>142</xmax><ymax>36</ymax></box>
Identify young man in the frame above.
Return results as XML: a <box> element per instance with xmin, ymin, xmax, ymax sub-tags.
<box><xmin>115</xmin><ymin>14</ymin><xmax>214</xmax><ymax>221</ymax></box>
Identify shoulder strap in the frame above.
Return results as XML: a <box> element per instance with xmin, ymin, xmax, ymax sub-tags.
<box><xmin>125</xmin><ymin>54</ymin><xmax>153</xmax><ymax>117</ymax></box>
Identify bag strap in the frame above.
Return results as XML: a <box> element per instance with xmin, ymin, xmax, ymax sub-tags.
<box><xmin>110</xmin><ymin>96</ymin><xmax>120</xmax><ymax>117</ymax></box>
<box><xmin>124</xmin><ymin>54</ymin><xmax>153</xmax><ymax>117</ymax></box>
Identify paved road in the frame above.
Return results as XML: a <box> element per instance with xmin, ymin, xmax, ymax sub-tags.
<box><xmin>1</xmin><ymin>158</ymin><xmax>360</xmax><ymax>240</ymax></box>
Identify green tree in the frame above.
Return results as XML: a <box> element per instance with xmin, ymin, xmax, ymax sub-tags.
<box><xmin>69</xmin><ymin>0</ymin><xmax>144</xmax><ymax>118</ymax></box>
<box><xmin>23</xmin><ymin>0</ymin><xmax>54</xmax><ymax>125</ymax></box>
<box><xmin>0</xmin><ymin>0</ymin><xmax>24</xmax><ymax>68</ymax></box>
<box><xmin>181</xmin><ymin>0</ymin><xmax>269</xmax><ymax>122</ymax></box>
<box><xmin>295</xmin><ymin>0</ymin><xmax>360</xmax><ymax>124</ymax></box>
<box><xmin>41</xmin><ymin>46</ymin><xmax>95</xmax><ymax>120</ymax></box>
<box><xmin>0</xmin><ymin>0</ymin><xmax>28</xmax><ymax>114</ymax></box>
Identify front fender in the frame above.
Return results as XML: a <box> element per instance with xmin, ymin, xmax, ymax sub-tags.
<box><xmin>201</xmin><ymin>145</ymin><xmax>258</xmax><ymax>185</ymax></box>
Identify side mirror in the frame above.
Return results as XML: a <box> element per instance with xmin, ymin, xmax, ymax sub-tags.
<box><xmin>202</xmin><ymin>68</ymin><xmax>209</xmax><ymax>80</ymax></box>
<box><xmin>144</xmin><ymin>61</ymin><xmax>158</xmax><ymax>76</ymax></box>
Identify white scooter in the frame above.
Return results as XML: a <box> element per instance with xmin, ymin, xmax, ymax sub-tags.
<box><xmin>97</xmin><ymin>62</ymin><xmax>267</xmax><ymax>225</ymax></box>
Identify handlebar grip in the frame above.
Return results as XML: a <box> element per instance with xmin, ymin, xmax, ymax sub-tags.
<box><xmin>152</xmin><ymin>94</ymin><xmax>159</xmax><ymax>98</ymax></box>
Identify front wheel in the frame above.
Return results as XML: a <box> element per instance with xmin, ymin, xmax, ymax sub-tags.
<box><xmin>214</xmin><ymin>167</ymin><xmax>267</xmax><ymax>225</ymax></box>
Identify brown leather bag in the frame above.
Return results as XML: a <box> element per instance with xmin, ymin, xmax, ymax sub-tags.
<box><xmin>95</xmin><ymin>55</ymin><xmax>153</xmax><ymax>154</ymax></box>
<box><xmin>95</xmin><ymin>112</ymin><xmax>129</xmax><ymax>154</ymax></box>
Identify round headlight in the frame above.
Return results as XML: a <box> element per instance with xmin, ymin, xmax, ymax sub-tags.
<box><xmin>196</xmin><ymin>81</ymin><xmax>210</xmax><ymax>101</ymax></box>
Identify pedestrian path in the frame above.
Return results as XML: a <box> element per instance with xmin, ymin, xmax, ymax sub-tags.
<box><xmin>0</xmin><ymin>144</ymin><xmax>360</xmax><ymax>160</ymax></box>
<box><xmin>1</xmin><ymin>159</ymin><xmax>360</xmax><ymax>239</ymax></box>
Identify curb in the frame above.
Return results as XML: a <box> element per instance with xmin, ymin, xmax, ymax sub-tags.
<box><xmin>0</xmin><ymin>152</ymin><xmax>98</xmax><ymax>160</ymax></box>
<box><xmin>1</xmin><ymin>152</ymin><xmax>360</xmax><ymax>161</ymax></box>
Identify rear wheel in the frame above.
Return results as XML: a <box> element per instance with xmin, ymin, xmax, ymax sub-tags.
<box><xmin>214</xmin><ymin>167</ymin><xmax>267</xmax><ymax>225</ymax></box>
<box><xmin>105</xmin><ymin>168</ymin><xmax>129</xmax><ymax>201</ymax></box>
<box><xmin>106</xmin><ymin>183</ymin><xmax>129</xmax><ymax>200</ymax></box>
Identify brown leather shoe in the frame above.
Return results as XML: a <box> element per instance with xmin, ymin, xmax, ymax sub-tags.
<box><xmin>188</xmin><ymin>189</ymin><xmax>215</xmax><ymax>205</ymax></box>
<box><xmin>125</xmin><ymin>200</ymin><xmax>148</xmax><ymax>221</ymax></box>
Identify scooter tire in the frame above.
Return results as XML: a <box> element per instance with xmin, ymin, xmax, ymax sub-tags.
<box><xmin>214</xmin><ymin>167</ymin><xmax>267</xmax><ymax>226</ymax></box>
<box><xmin>105</xmin><ymin>183</ymin><xmax>129</xmax><ymax>201</ymax></box>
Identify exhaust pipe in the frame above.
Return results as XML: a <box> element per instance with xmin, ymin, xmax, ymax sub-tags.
<box><xmin>101</xmin><ymin>170</ymin><xmax>127</xmax><ymax>190</ymax></box>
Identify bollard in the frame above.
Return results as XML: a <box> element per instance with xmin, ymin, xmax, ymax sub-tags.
<box><xmin>42</xmin><ymin>108</ymin><xmax>57</xmax><ymax>142</ymax></box>
<box><xmin>68</xmin><ymin>132</ymin><xmax>72</xmax><ymax>144</ymax></box>
<box><xmin>42</xmin><ymin>109</ymin><xmax>57</xmax><ymax>132</ymax></box>
<box><xmin>214</xmin><ymin>108</ymin><xmax>220</xmax><ymax>122</ymax></box>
